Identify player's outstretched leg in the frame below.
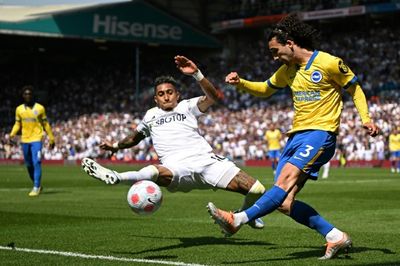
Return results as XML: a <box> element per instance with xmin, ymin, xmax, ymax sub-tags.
<box><xmin>207</xmin><ymin>202</ymin><xmax>241</xmax><ymax>237</ymax></box>
<box><xmin>239</xmin><ymin>180</ymin><xmax>266</xmax><ymax>229</ymax></box>
<box><xmin>81</xmin><ymin>158</ymin><xmax>121</xmax><ymax>185</ymax></box>
<box><xmin>319</xmin><ymin>232</ymin><xmax>352</xmax><ymax>260</ymax></box>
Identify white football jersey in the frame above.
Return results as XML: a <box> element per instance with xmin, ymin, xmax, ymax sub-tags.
<box><xmin>136</xmin><ymin>97</ymin><xmax>213</xmax><ymax>164</ymax></box>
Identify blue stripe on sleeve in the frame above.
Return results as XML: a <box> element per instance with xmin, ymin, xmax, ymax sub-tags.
<box><xmin>343</xmin><ymin>76</ymin><xmax>358</xmax><ymax>90</ymax></box>
<box><xmin>267</xmin><ymin>79</ymin><xmax>286</xmax><ymax>90</ymax></box>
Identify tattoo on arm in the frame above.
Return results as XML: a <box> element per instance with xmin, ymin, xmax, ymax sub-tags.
<box><xmin>197</xmin><ymin>77</ymin><xmax>220</xmax><ymax>112</ymax></box>
<box><xmin>118</xmin><ymin>131</ymin><xmax>146</xmax><ymax>149</ymax></box>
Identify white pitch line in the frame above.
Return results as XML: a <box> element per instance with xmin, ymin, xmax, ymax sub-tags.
<box><xmin>0</xmin><ymin>246</ymin><xmax>209</xmax><ymax>266</ymax></box>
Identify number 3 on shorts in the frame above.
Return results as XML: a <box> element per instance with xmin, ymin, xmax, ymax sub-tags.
<box><xmin>299</xmin><ymin>145</ymin><xmax>314</xmax><ymax>158</ymax></box>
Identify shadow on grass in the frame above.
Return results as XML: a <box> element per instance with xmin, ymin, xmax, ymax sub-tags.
<box><xmin>112</xmin><ymin>235</ymin><xmax>274</xmax><ymax>255</ymax></box>
<box><xmin>221</xmin><ymin>245</ymin><xmax>396</xmax><ymax>264</ymax></box>
<box><xmin>41</xmin><ymin>190</ymin><xmax>70</xmax><ymax>195</ymax></box>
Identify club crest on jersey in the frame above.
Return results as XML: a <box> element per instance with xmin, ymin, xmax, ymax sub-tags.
<box><xmin>310</xmin><ymin>71</ymin><xmax>322</xmax><ymax>83</ymax></box>
<box><xmin>338</xmin><ymin>60</ymin><xmax>349</xmax><ymax>74</ymax></box>
<box><xmin>33</xmin><ymin>110</ymin><xmax>38</xmax><ymax>116</ymax></box>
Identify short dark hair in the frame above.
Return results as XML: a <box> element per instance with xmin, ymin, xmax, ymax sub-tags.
<box><xmin>21</xmin><ymin>85</ymin><xmax>34</xmax><ymax>95</ymax></box>
<box><xmin>154</xmin><ymin>75</ymin><xmax>178</xmax><ymax>94</ymax></box>
<box><xmin>267</xmin><ymin>13</ymin><xmax>320</xmax><ymax>50</ymax></box>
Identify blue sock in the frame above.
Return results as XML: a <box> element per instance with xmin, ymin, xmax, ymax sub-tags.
<box><xmin>290</xmin><ymin>200</ymin><xmax>334</xmax><ymax>237</ymax></box>
<box><xmin>244</xmin><ymin>185</ymin><xmax>287</xmax><ymax>221</ymax></box>
<box><xmin>272</xmin><ymin>161</ymin><xmax>276</xmax><ymax>170</ymax></box>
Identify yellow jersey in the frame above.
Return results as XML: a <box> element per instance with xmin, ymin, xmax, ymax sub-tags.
<box><xmin>265</xmin><ymin>129</ymin><xmax>281</xmax><ymax>150</ymax></box>
<box><xmin>389</xmin><ymin>133</ymin><xmax>400</xmax><ymax>152</ymax></box>
<box><xmin>10</xmin><ymin>103</ymin><xmax>54</xmax><ymax>143</ymax></box>
<box><xmin>238</xmin><ymin>50</ymin><xmax>371</xmax><ymax>135</ymax></box>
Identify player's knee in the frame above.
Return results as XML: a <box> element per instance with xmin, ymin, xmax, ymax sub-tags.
<box><xmin>275</xmin><ymin>169</ymin><xmax>300</xmax><ymax>192</ymax></box>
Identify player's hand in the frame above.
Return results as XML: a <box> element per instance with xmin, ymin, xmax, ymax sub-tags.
<box><xmin>49</xmin><ymin>140</ymin><xmax>55</xmax><ymax>150</ymax></box>
<box><xmin>362</xmin><ymin>122</ymin><xmax>379</xmax><ymax>137</ymax></box>
<box><xmin>99</xmin><ymin>141</ymin><xmax>119</xmax><ymax>153</ymax></box>
<box><xmin>174</xmin><ymin>55</ymin><xmax>198</xmax><ymax>75</ymax></box>
<box><xmin>225</xmin><ymin>72</ymin><xmax>241</xmax><ymax>85</ymax></box>
<box><xmin>8</xmin><ymin>135</ymin><xmax>18</xmax><ymax>146</ymax></box>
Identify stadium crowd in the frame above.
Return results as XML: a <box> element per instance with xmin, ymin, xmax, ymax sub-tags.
<box><xmin>217</xmin><ymin>0</ymin><xmax>393</xmax><ymax>20</ymax></box>
<box><xmin>1</xmin><ymin>100</ymin><xmax>398</xmax><ymax>162</ymax></box>
<box><xmin>0</xmin><ymin>25</ymin><xmax>399</xmax><ymax>162</ymax></box>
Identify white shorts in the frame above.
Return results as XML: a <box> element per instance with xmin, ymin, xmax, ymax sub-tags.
<box><xmin>163</xmin><ymin>153</ymin><xmax>240</xmax><ymax>193</ymax></box>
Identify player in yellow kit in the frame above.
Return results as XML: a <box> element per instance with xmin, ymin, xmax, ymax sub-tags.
<box><xmin>10</xmin><ymin>86</ymin><xmax>55</xmax><ymax>196</ymax></box>
<box><xmin>389</xmin><ymin>127</ymin><xmax>400</xmax><ymax>173</ymax></box>
<box><xmin>207</xmin><ymin>14</ymin><xmax>379</xmax><ymax>260</ymax></box>
<box><xmin>264</xmin><ymin>123</ymin><xmax>282</xmax><ymax>175</ymax></box>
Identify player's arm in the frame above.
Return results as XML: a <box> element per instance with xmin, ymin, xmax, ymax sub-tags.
<box><xmin>174</xmin><ymin>55</ymin><xmax>219</xmax><ymax>112</ymax></box>
<box><xmin>10</xmin><ymin>108</ymin><xmax>21</xmax><ymax>141</ymax></box>
<box><xmin>100</xmin><ymin>130</ymin><xmax>146</xmax><ymax>153</ymax></box>
<box><xmin>329</xmin><ymin>57</ymin><xmax>379</xmax><ymax>137</ymax></box>
<box><xmin>225</xmin><ymin>72</ymin><xmax>278</xmax><ymax>98</ymax></box>
<box><xmin>43</xmin><ymin>121</ymin><xmax>55</xmax><ymax>149</ymax></box>
<box><xmin>196</xmin><ymin>78</ymin><xmax>220</xmax><ymax>112</ymax></box>
<box><xmin>346</xmin><ymin>84</ymin><xmax>379</xmax><ymax>136</ymax></box>
<box><xmin>39</xmin><ymin>108</ymin><xmax>55</xmax><ymax>149</ymax></box>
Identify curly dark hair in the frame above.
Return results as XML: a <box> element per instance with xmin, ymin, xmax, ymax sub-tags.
<box><xmin>267</xmin><ymin>13</ymin><xmax>320</xmax><ymax>50</ymax></box>
<box><xmin>154</xmin><ymin>75</ymin><xmax>178</xmax><ymax>94</ymax></box>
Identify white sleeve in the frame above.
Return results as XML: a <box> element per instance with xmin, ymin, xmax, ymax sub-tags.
<box><xmin>136</xmin><ymin>113</ymin><xmax>150</xmax><ymax>137</ymax></box>
<box><xmin>186</xmin><ymin>97</ymin><xmax>203</xmax><ymax>117</ymax></box>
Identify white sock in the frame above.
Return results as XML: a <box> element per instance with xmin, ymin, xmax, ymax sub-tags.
<box><xmin>322</xmin><ymin>162</ymin><xmax>330</xmax><ymax>178</ymax></box>
<box><xmin>325</xmin><ymin>228</ymin><xmax>344</xmax><ymax>243</ymax></box>
<box><xmin>233</xmin><ymin>211</ymin><xmax>249</xmax><ymax>227</ymax></box>
<box><xmin>119</xmin><ymin>165</ymin><xmax>159</xmax><ymax>183</ymax></box>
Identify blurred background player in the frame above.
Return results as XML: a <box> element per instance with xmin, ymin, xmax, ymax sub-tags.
<box><xmin>9</xmin><ymin>86</ymin><xmax>55</xmax><ymax>196</ymax></box>
<box><xmin>321</xmin><ymin>161</ymin><xmax>330</xmax><ymax>179</ymax></box>
<box><xmin>82</xmin><ymin>55</ymin><xmax>265</xmax><ymax>229</ymax></box>
<box><xmin>207</xmin><ymin>14</ymin><xmax>379</xmax><ymax>259</ymax></box>
<box><xmin>264</xmin><ymin>123</ymin><xmax>282</xmax><ymax>176</ymax></box>
<box><xmin>389</xmin><ymin>127</ymin><xmax>400</xmax><ymax>173</ymax></box>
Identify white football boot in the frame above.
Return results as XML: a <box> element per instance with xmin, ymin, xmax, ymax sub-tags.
<box><xmin>81</xmin><ymin>158</ymin><xmax>121</xmax><ymax>185</ymax></box>
<box><xmin>248</xmin><ymin>218</ymin><xmax>265</xmax><ymax>229</ymax></box>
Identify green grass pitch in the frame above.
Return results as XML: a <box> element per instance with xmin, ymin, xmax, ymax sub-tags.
<box><xmin>0</xmin><ymin>164</ymin><xmax>399</xmax><ymax>265</ymax></box>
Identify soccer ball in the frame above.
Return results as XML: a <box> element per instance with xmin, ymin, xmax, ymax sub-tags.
<box><xmin>127</xmin><ymin>180</ymin><xmax>162</xmax><ymax>215</ymax></box>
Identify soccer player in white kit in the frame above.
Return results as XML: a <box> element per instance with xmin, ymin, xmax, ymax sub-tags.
<box><xmin>82</xmin><ymin>55</ymin><xmax>266</xmax><ymax>229</ymax></box>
